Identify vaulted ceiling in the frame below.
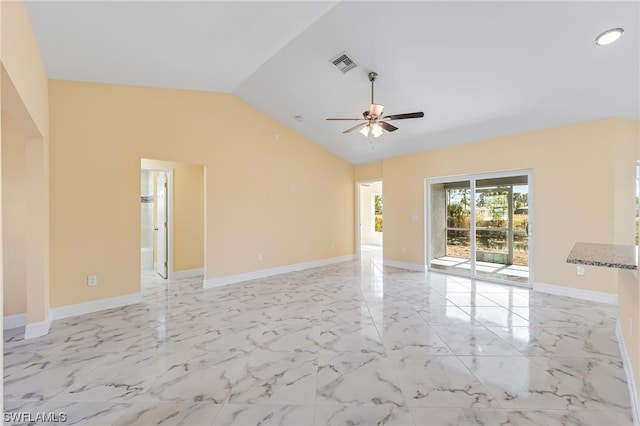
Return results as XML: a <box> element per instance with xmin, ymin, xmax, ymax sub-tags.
<box><xmin>26</xmin><ymin>1</ymin><xmax>639</xmax><ymax>164</ymax></box>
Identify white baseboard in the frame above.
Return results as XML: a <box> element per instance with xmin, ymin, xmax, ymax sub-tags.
<box><xmin>533</xmin><ymin>282</ymin><xmax>618</xmax><ymax>305</ymax></box>
<box><xmin>24</xmin><ymin>313</ymin><xmax>52</xmax><ymax>339</ymax></box>
<box><xmin>173</xmin><ymin>268</ymin><xmax>204</xmax><ymax>279</ymax></box>
<box><xmin>3</xmin><ymin>313</ymin><xmax>27</xmax><ymax>330</ymax></box>
<box><xmin>203</xmin><ymin>255</ymin><xmax>355</xmax><ymax>289</ymax></box>
<box><xmin>383</xmin><ymin>259</ymin><xmax>426</xmax><ymax>272</ymax></box>
<box><xmin>18</xmin><ymin>293</ymin><xmax>143</xmax><ymax>339</ymax></box>
<box><xmin>50</xmin><ymin>292</ymin><xmax>143</xmax><ymax>321</ymax></box>
<box><xmin>617</xmin><ymin>321</ymin><xmax>639</xmax><ymax>426</ymax></box>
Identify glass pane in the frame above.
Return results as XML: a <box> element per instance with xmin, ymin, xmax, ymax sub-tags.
<box><xmin>513</xmin><ymin>232</ymin><xmax>529</xmax><ymax>266</ymax></box>
<box><xmin>430</xmin><ymin>181</ymin><xmax>471</xmax><ymax>276</ymax></box>
<box><xmin>513</xmin><ymin>183</ymin><xmax>529</xmax><ymax>269</ymax></box>
<box><xmin>475</xmin><ymin>177</ymin><xmax>529</xmax><ymax>284</ymax></box>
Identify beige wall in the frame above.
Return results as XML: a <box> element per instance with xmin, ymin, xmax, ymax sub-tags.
<box><xmin>355</xmin><ymin>161</ymin><xmax>383</xmax><ymax>181</ymax></box>
<box><xmin>382</xmin><ymin>118</ymin><xmax>636</xmax><ymax>295</ymax></box>
<box><xmin>1</xmin><ymin>0</ymin><xmax>50</xmax><ymax>324</ymax></box>
<box><xmin>2</xmin><ymin>110</ymin><xmax>26</xmax><ymax>315</ymax></box>
<box><xmin>1</xmin><ymin>1</ymin><xmax>48</xmax><ymax>138</ymax></box>
<box><xmin>614</xmin><ymin>120</ymin><xmax>639</xmax><ymax>246</ymax></box>
<box><xmin>620</xmin><ymin>268</ymin><xmax>640</xmax><ymax>392</ymax></box>
<box><xmin>49</xmin><ymin>80</ymin><xmax>354</xmax><ymax>307</ymax></box>
<box><xmin>360</xmin><ymin>181</ymin><xmax>383</xmax><ymax>246</ymax></box>
<box><xmin>615</xmin><ymin>119</ymin><xmax>640</xmax><ymax>391</ymax></box>
<box><xmin>141</xmin><ymin>159</ymin><xmax>205</xmax><ymax>273</ymax></box>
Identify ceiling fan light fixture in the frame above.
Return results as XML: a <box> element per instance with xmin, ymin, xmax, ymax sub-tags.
<box><xmin>359</xmin><ymin>123</ymin><xmax>383</xmax><ymax>138</ymax></box>
<box><xmin>595</xmin><ymin>28</ymin><xmax>624</xmax><ymax>45</ymax></box>
<box><xmin>371</xmin><ymin>124</ymin><xmax>383</xmax><ymax>138</ymax></box>
<box><xmin>371</xmin><ymin>123</ymin><xmax>383</xmax><ymax>138</ymax></box>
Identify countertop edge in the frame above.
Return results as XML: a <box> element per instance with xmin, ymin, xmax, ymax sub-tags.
<box><xmin>566</xmin><ymin>242</ymin><xmax>637</xmax><ymax>271</ymax></box>
<box><xmin>566</xmin><ymin>257</ymin><xmax>637</xmax><ymax>270</ymax></box>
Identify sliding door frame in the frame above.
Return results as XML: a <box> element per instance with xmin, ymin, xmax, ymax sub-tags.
<box><xmin>425</xmin><ymin>169</ymin><xmax>534</xmax><ymax>288</ymax></box>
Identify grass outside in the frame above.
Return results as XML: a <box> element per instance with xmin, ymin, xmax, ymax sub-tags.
<box><xmin>448</xmin><ymin>214</ymin><xmax>529</xmax><ymax>231</ymax></box>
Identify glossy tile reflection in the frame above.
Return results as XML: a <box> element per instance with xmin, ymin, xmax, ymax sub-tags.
<box><xmin>3</xmin><ymin>247</ymin><xmax>632</xmax><ymax>425</ymax></box>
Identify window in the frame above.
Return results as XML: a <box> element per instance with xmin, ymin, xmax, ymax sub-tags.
<box><xmin>373</xmin><ymin>194</ymin><xmax>383</xmax><ymax>232</ymax></box>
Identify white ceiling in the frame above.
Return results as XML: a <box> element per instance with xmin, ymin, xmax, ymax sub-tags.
<box><xmin>26</xmin><ymin>1</ymin><xmax>639</xmax><ymax>165</ymax></box>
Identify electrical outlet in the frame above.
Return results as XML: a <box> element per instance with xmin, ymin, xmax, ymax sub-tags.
<box><xmin>401</xmin><ymin>247</ymin><xmax>407</xmax><ymax>255</ymax></box>
<box><xmin>330</xmin><ymin>242</ymin><xmax>335</xmax><ymax>250</ymax></box>
<box><xmin>576</xmin><ymin>266</ymin><xmax>585</xmax><ymax>276</ymax></box>
<box><xmin>87</xmin><ymin>275</ymin><xmax>97</xmax><ymax>286</ymax></box>
<box><xmin>258</xmin><ymin>253</ymin><xmax>263</xmax><ymax>262</ymax></box>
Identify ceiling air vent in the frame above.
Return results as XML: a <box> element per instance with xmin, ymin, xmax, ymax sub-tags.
<box><xmin>330</xmin><ymin>52</ymin><xmax>357</xmax><ymax>74</ymax></box>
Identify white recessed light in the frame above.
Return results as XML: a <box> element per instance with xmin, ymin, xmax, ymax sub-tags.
<box><xmin>595</xmin><ymin>28</ymin><xmax>624</xmax><ymax>46</ymax></box>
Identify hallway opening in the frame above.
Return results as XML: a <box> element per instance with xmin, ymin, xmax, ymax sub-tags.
<box><xmin>357</xmin><ymin>180</ymin><xmax>383</xmax><ymax>259</ymax></box>
<box><xmin>140</xmin><ymin>159</ymin><xmax>205</xmax><ymax>288</ymax></box>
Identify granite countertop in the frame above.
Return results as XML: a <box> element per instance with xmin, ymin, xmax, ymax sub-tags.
<box><xmin>567</xmin><ymin>242</ymin><xmax>637</xmax><ymax>270</ymax></box>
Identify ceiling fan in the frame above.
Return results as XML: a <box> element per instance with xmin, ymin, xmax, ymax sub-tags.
<box><xmin>326</xmin><ymin>71</ymin><xmax>424</xmax><ymax>138</ymax></box>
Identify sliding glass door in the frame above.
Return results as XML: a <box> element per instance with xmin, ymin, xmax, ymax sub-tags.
<box><xmin>429</xmin><ymin>180</ymin><xmax>472</xmax><ymax>277</ymax></box>
<box><xmin>474</xmin><ymin>176</ymin><xmax>529</xmax><ymax>283</ymax></box>
<box><xmin>428</xmin><ymin>171</ymin><xmax>531</xmax><ymax>286</ymax></box>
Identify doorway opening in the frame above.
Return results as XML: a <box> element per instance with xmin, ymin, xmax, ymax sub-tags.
<box><xmin>140</xmin><ymin>166</ymin><xmax>173</xmax><ymax>281</ymax></box>
<box><xmin>427</xmin><ymin>171</ymin><xmax>532</xmax><ymax>286</ymax></box>
<box><xmin>140</xmin><ymin>159</ymin><xmax>205</xmax><ymax>289</ymax></box>
<box><xmin>357</xmin><ymin>180</ymin><xmax>383</xmax><ymax>263</ymax></box>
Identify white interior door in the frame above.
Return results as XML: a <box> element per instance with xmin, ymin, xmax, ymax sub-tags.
<box><xmin>156</xmin><ymin>172</ymin><xmax>168</xmax><ymax>279</ymax></box>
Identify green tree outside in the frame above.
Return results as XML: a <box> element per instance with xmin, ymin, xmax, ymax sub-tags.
<box><xmin>374</xmin><ymin>194</ymin><xmax>383</xmax><ymax>232</ymax></box>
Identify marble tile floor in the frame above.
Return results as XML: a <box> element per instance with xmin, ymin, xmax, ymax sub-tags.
<box><xmin>4</xmin><ymin>249</ymin><xmax>633</xmax><ymax>425</ymax></box>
